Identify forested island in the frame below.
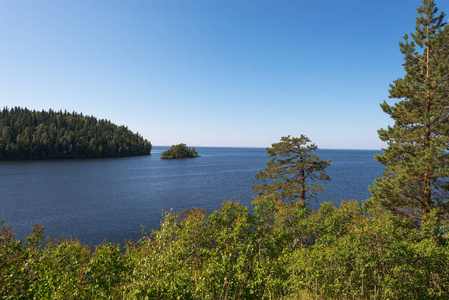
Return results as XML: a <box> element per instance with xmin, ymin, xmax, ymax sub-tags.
<box><xmin>160</xmin><ymin>143</ymin><xmax>199</xmax><ymax>159</ymax></box>
<box><xmin>0</xmin><ymin>107</ymin><xmax>152</xmax><ymax>159</ymax></box>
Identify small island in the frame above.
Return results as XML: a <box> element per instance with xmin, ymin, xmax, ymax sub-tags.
<box><xmin>160</xmin><ymin>143</ymin><xmax>199</xmax><ymax>159</ymax></box>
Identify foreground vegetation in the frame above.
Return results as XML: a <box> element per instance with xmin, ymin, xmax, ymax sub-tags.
<box><xmin>0</xmin><ymin>107</ymin><xmax>152</xmax><ymax>159</ymax></box>
<box><xmin>1</xmin><ymin>200</ymin><xmax>448</xmax><ymax>299</ymax></box>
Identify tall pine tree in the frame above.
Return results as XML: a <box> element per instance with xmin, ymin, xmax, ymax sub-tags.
<box><xmin>253</xmin><ymin>135</ymin><xmax>331</xmax><ymax>207</ymax></box>
<box><xmin>368</xmin><ymin>0</ymin><xmax>449</xmax><ymax>221</ymax></box>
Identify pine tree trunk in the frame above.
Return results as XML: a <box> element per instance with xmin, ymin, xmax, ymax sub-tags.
<box><xmin>300</xmin><ymin>168</ymin><xmax>306</xmax><ymax>202</ymax></box>
<box><xmin>424</xmin><ymin>21</ymin><xmax>431</xmax><ymax>211</ymax></box>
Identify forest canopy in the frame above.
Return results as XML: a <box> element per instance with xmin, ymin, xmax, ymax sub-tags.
<box><xmin>160</xmin><ymin>143</ymin><xmax>199</xmax><ymax>159</ymax></box>
<box><xmin>0</xmin><ymin>107</ymin><xmax>152</xmax><ymax>159</ymax></box>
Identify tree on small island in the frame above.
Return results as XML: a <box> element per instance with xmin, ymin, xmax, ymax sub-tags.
<box><xmin>160</xmin><ymin>143</ymin><xmax>199</xmax><ymax>159</ymax></box>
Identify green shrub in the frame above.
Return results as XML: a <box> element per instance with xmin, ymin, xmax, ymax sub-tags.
<box><xmin>2</xmin><ymin>201</ymin><xmax>449</xmax><ymax>299</ymax></box>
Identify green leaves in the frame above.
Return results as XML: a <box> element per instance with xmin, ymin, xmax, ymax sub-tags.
<box><xmin>287</xmin><ymin>205</ymin><xmax>449</xmax><ymax>299</ymax></box>
<box><xmin>2</xmin><ymin>200</ymin><xmax>449</xmax><ymax>299</ymax></box>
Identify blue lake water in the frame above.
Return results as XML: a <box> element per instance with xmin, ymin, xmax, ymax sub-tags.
<box><xmin>0</xmin><ymin>146</ymin><xmax>383</xmax><ymax>246</ymax></box>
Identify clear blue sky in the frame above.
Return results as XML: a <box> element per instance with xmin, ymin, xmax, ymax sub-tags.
<box><xmin>1</xmin><ymin>0</ymin><xmax>448</xmax><ymax>149</ymax></box>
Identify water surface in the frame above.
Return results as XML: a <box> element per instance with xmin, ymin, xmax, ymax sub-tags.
<box><xmin>0</xmin><ymin>147</ymin><xmax>383</xmax><ymax>246</ymax></box>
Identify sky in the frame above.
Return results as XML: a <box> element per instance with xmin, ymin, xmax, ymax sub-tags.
<box><xmin>1</xmin><ymin>0</ymin><xmax>448</xmax><ymax>149</ymax></box>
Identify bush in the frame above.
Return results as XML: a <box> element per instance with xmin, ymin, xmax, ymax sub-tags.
<box><xmin>2</xmin><ymin>201</ymin><xmax>449</xmax><ymax>299</ymax></box>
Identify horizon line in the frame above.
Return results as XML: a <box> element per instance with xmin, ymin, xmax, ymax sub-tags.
<box><xmin>152</xmin><ymin>145</ymin><xmax>383</xmax><ymax>151</ymax></box>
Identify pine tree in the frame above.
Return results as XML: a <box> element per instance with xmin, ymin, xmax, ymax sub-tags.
<box><xmin>368</xmin><ymin>0</ymin><xmax>449</xmax><ymax>221</ymax></box>
<box><xmin>252</xmin><ymin>135</ymin><xmax>331</xmax><ymax>207</ymax></box>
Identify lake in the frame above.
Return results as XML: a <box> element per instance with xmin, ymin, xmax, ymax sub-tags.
<box><xmin>0</xmin><ymin>146</ymin><xmax>384</xmax><ymax>246</ymax></box>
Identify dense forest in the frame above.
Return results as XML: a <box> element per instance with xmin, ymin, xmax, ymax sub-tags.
<box><xmin>160</xmin><ymin>143</ymin><xmax>199</xmax><ymax>159</ymax></box>
<box><xmin>0</xmin><ymin>107</ymin><xmax>152</xmax><ymax>159</ymax></box>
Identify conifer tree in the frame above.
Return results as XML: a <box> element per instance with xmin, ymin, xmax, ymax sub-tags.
<box><xmin>368</xmin><ymin>0</ymin><xmax>449</xmax><ymax>221</ymax></box>
<box><xmin>253</xmin><ymin>135</ymin><xmax>331</xmax><ymax>207</ymax></box>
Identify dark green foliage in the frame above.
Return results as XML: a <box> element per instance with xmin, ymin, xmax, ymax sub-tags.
<box><xmin>253</xmin><ymin>135</ymin><xmax>331</xmax><ymax>207</ymax></box>
<box><xmin>0</xmin><ymin>107</ymin><xmax>152</xmax><ymax>159</ymax></box>
<box><xmin>160</xmin><ymin>143</ymin><xmax>199</xmax><ymax>159</ymax></box>
<box><xmin>368</xmin><ymin>0</ymin><xmax>449</xmax><ymax>221</ymax></box>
